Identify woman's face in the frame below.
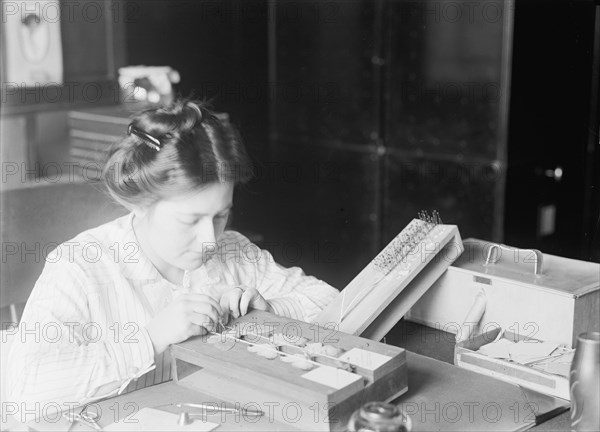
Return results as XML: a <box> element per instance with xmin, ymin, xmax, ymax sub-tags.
<box><xmin>135</xmin><ymin>181</ymin><xmax>234</xmax><ymax>275</ymax></box>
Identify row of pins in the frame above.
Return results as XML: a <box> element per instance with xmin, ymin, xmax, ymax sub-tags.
<box><xmin>418</xmin><ymin>210</ymin><xmax>442</xmax><ymax>225</ymax></box>
<box><xmin>373</xmin><ymin>210</ymin><xmax>442</xmax><ymax>275</ymax></box>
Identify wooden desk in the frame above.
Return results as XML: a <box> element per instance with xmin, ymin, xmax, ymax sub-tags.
<box><xmin>49</xmin><ymin>351</ymin><xmax>567</xmax><ymax>432</ymax></box>
<box><xmin>529</xmin><ymin>411</ymin><xmax>571</xmax><ymax>431</ymax></box>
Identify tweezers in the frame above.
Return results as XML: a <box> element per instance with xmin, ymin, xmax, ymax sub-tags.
<box><xmin>62</xmin><ymin>411</ymin><xmax>103</xmax><ymax>431</ymax></box>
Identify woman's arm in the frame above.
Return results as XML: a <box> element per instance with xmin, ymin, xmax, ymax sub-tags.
<box><xmin>5</xmin><ymin>254</ymin><xmax>155</xmax><ymax>413</ymax></box>
<box><xmin>219</xmin><ymin>231</ymin><xmax>339</xmax><ymax>324</ymax></box>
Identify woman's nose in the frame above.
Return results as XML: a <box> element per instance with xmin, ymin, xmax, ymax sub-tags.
<box><xmin>194</xmin><ymin>220</ymin><xmax>217</xmax><ymax>252</ymax></box>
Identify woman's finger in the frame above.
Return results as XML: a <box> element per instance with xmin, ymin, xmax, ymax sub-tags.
<box><xmin>189</xmin><ymin>312</ymin><xmax>217</xmax><ymax>332</ymax></box>
<box><xmin>240</xmin><ymin>288</ymin><xmax>258</xmax><ymax>316</ymax></box>
<box><xmin>185</xmin><ymin>293</ymin><xmax>223</xmax><ymax>314</ymax></box>
<box><xmin>189</xmin><ymin>302</ymin><xmax>221</xmax><ymax>325</ymax></box>
<box><xmin>187</xmin><ymin>322</ymin><xmax>208</xmax><ymax>337</ymax></box>
<box><xmin>219</xmin><ymin>295</ymin><xmax>231</xmax><ymax>324</ymax></box>
<box><xmin>228</xmin><ymin>287</ymin><xmax>244</xmax><ymax>318</ymax></box>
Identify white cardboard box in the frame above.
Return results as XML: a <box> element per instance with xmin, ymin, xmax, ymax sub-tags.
<box><xmin>454</xmin><ymin>327</ymin><xmax>571</xmax><ymax>400</ymax></box>
<box><xmin>406</xmin><ymin>239</ymin><xmax>600</xmax><ymax>348</ymax></box>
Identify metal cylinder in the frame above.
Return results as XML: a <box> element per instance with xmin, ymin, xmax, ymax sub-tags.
<box><xmin>347</xmin><ymin>401</ymin><xmax>412</xmax><ymax>432</ymax></box>
<box><xmin>570</xmin><ymin>332</ymin><xmax>600</xmax><ymax>431</ymax></box>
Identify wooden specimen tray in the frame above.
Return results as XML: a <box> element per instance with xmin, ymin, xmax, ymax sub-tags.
<box><xmin>170</xmin><ymin>311</ymin><xmax>407</xmax><ymax>431</ymax></box>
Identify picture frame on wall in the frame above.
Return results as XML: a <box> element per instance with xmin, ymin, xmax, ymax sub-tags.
<box><xmin>1</xmin><ymin>0</ymin><xmax>63</xmax><ymax>87</ymax></box>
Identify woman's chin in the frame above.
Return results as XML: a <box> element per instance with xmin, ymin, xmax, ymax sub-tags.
<box><xmin>180</xmin><ymin>252</ymin><xmax>207</xmax><ymax>270</ymax></box>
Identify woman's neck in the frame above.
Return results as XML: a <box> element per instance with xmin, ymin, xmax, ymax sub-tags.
<box><xmin>131</xmin><ymin>214</ymin><xmax>184</xmax><ymax>286</ymax></box>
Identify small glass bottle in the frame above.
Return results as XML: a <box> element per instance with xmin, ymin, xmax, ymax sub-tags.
<box><xmin>570</xmin><ymin>332</ymin><xmax>600</xmax><ymax>431</ymax></box>
<box><xmin>347</xmin><ymin>402</ymin><xmax>412</xmax><ymax>432</ymax></box>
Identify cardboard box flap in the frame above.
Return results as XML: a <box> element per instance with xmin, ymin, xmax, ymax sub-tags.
<box><xmin>453</xmin><ymin>239</ymin><xmax>600</xmax><ymax>297</ymax></box>
<box><xmin>317</xmin><ymin>221</ymin><xmax>463</xmax><ymax>340</ymax></box>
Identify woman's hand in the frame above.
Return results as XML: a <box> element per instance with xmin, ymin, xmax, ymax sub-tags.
<box><xmin>145</xmin><ymin>293</ymin><xmax>223</xmax><ymax>355</ymax></box>
<box><xmin>220</xmin><ymin>286</ymin><xmax>272</xmax><ymax>321</ymax></box>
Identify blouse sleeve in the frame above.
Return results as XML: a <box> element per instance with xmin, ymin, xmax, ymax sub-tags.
<box><xmin>219</xmin><ymin>231</ymin><xmax>339</xmax><ymax>324</ymax></box>
<box><xmin>5</xmin><ymin>248</ymin><xmax>155</xmax><ymax>413</ymax></box>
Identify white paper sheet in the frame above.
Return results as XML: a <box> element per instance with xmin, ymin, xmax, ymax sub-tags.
<box><xmin>477</xmin><ymin>338</ymin><xmax>513</xmax><ymax>359</ymax></box>
<box><xmin>336</xmin><ymin>348</ymin><xmax>392</xmax><ymax>371</ymax></box>
<box><xmin>301</xmin><ymin>366</ymin><xmax>362</xmax><ymax>390</ymax></box>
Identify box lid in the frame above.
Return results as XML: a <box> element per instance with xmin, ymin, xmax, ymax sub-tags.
<box><xmin>452</xmin><ymin>238</ymin><xmax>600</xmax><ymax>298</ymax></box>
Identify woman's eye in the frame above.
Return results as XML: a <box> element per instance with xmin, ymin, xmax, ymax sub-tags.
<box><xmin>179</xmin><ymin>218</ymin><xmax>198</xmax><ymax>225</ymax></box>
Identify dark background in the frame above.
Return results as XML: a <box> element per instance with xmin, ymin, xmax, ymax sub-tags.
<box><xmin>2</xmin><ymin>0</ymin><xmax>599</xmax><ymax>290</ymax></box>
<box><xmin>126</xmin><ymin>0</ymin><xmax>600</xmax><ymax>287</ymax></box>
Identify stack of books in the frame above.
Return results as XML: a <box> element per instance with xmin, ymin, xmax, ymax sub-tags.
<box><xmin>67</xmin><ymin>104</ymin><xmax>133</xmax><ymax>176</ymax></box>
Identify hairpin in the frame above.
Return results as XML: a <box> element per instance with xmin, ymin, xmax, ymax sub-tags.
<box><xmin>187</xmin><ymin>102</ymin><xmax>203</xmax><ymax>121</ymax></box>
<box><xmin>127</xmin><ymin>123</ymin><xmax>161</xmax><ymax>151</ymax></box>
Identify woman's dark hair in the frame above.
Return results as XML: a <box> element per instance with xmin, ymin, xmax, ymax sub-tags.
<box><xmin>102</xmin><ymin>98</ymin><xmax>253</xmax><ymax>210</ymax></box>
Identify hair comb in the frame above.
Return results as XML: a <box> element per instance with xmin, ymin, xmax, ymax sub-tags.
<box><xmin>187</xmin><ymin>102</ymin><xmax>203</xmax><ymax>120</ymax></box>
<box><xmin>127</xmin><ymin>123</ymin><xmax>162</xmax><ymax>151</ymax></box>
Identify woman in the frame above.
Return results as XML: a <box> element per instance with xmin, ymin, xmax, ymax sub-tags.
<box><xmin>6</xmin><ymin>99</ymin><xmax>338</xmax><ymax>411</ymax></box>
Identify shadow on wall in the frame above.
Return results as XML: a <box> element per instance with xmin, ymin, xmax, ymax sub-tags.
<box><xmin>0</xmin><ymin>180</ymin><xmax>128</xmax><ymax>321</ymax></box>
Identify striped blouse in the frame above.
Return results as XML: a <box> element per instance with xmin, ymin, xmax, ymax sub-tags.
<box><xmin>5</xmin><ymin>212</ymin><xmax>339</xmax><ymax>413</ymax></box>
